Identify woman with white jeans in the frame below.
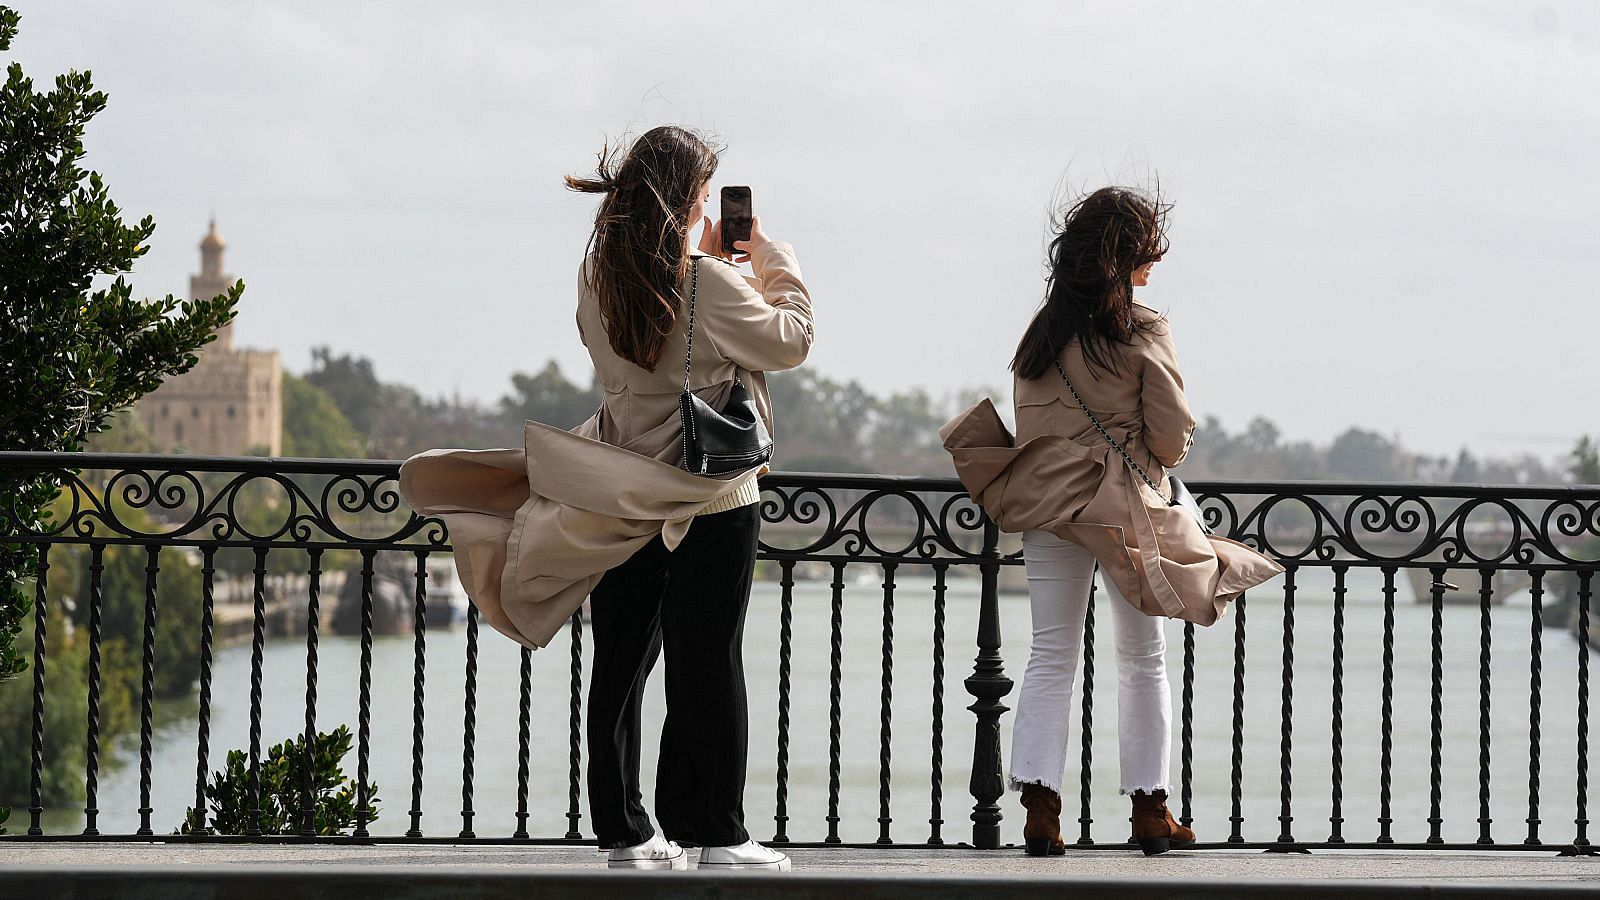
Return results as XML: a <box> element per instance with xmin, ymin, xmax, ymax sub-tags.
<box><xmin>940</xmin><ymin>186</ymin><xmax>1282</xmax><ymax>856</ymax></box>
<box><xmin>1010</xmin><ymin>532</ymin><xmax>1170</xmax><ymax>800</ymax></box>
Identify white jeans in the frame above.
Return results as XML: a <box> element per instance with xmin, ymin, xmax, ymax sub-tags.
<box><xmin>1008</xmin><ymin>530</ymin><xmax>1172</xmax><ymax>796</ymax></box>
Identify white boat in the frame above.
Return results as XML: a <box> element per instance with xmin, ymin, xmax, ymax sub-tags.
<box><xmin>424</xmin><ymin>555</ymin><xmax>473</xmax><ymax>627</ymax></box>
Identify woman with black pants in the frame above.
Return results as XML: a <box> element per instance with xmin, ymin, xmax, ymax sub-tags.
<box><xmin>565</xmin><ymin>125</ymin><xmax>813</xmax><ymax>870</ymax></box>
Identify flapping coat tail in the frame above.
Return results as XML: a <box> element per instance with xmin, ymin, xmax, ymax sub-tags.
<box><xmin>940</xmin><ymin>398</ymin><xmax>1282</xmax><ymax>625</ymax></box>
<box><xmin>398</xmin><ymin>420</ymin><xmax>759</xmax><ymax>649</ymax></box>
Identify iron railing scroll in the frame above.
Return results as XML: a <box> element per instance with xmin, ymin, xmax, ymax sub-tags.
<box><xmin>1</xmin><ymin>453</ymin><xmax>1597</xmax><ymax>856</ymax></box>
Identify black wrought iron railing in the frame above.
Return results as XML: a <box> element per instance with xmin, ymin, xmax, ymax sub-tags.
<box><xmin>1</xmin><ymin>453</ymin><xmax>1597</xmax><ymax>854</ymax></box>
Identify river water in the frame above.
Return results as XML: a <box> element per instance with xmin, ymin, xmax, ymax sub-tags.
<box><xmin>39</xmin><ymin>566</ymin><xmax>1598</xmax><ymax>847</ymax></box>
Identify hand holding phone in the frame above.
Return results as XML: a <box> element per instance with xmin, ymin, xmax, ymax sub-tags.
<box><xmin>729</xmin><ymin>216</ymin><xmax>769</xmax><ymax>263</ymax></box>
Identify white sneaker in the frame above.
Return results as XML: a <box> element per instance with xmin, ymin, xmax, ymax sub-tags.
<box><xmin>607</xmin><ymin>833</ymin><xmax>689</xmax><ymax>870</ymax></box>
<box><xmin>698</xmin><ymin>839</ymin><xmax>792</xmax><ymax>871</ymax></box>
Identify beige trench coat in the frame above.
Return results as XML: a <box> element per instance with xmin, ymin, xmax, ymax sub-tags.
<box><xmin>399</xmin><ymin>420</ymin><xmax>760</xmax><ymax>650</ymax></box>
<box><xmin>940</xmin><ymin>305</ymin><xmax>1282</xmax><ymax>625</ymax></box>
<box><xmin>398</xmin><ymin>240</ymin><xmax>813</xmax><ymax>650</ymax></box>
<box><xmin>580</xmin><ymin>242</ymin><xmax>813</xmax><ymax>465</ymax></box>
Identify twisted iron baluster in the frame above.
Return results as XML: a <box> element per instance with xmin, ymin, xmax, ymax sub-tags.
<box><xmin>1427</xmin><ymin>566</ymin><xmax>1446</xmax><ymax>844</ymax></box>
<box><xmin>190</xmin><ymin>546</ymin><xmax>216</xmax><ymax>835</ymax></box>
<box><xmin>1478</xmin><ymin>567</ymin><xmax>1494</xmax><ymax>845</ymax></box>
<box><xmin>826</xmin><ymin>560</ymin><xmax>846</xmax><ymax>844</ymax></box>
<box><xmin>877</xmin><ymin>562</ymin><xmax>896</xmax><ymax>845</ymax></box>
<box><xmin>353</xmin><ymin>548</ymin><xmax>374</xmax><ymax>838</ymax></box>
<box><xmin>773</xmin><ymin>559</ymin><xmax>794</xmax><ymax>844</ymax></box>
<box><xmin>1576</xmin><ymin>570</ymin><xmax>1592</xmax><ymax>850</ymax></box>
<box><xmin>1077</xmin><ymin>575</ymin><xmax>1097</xmax><ymax>846</ymax></box>
<box><xmin>1228</xmin><ymin>591</ymin><xmax>1248</xmax><ymax>843</ymax></box>
<box><xmin>460</xmin><ymin>603</ymin><xmax>479</xmax><ymax>838</ymax></box>
<box><xmin>135</xmin><ymin>545</ymin><xmax>159</xmax><ymax>835</ymax></box>
<box><xmin>1329</xmin><ymin>565</ymin><xmax>1348</xmax><ymax>843</ymax></box>
<box><xmin>1378</xmin><ymin>567</ymin><xmax>1396</xmax><ymax>843</ymax></box>
<box><xmin>301</xmin><ymin>548</ymin><xmax>323</xmax><ymax>838</ymax></box>
<box><xmin>566</xmin><ymin>611</ymin><xmax>584</xmax><ymax>840</ymax></box>
<box><xmin>929</xmin><ymin>563</ymin><xmax>948</xmax><ymax>846</ymax></box>
<box><xmin>514</xmin><ymin>646</ymin><xmax>531</xmax><ymax>840</ymax></box>
<box><xmin>407</xmin><ymin>550</ymin><xmax>427</xmax><ymax>839</ymax></box>
<box><xmin>1526</xmin><ymin>569</ymin><xmax>1543</xmax><ymax>846</ymax></box>
<box><xmin>965</xmin><ymin>519</ymin><xmax>1011</xmax><ymax>850</ymax></box>
<box><xmin>82</xmin><ymin>544</ymin><xmax>105</xmax><ymax>836</ymax></box>
<box><xmin>246</xmin><ymin>546</ymin><xmax>268</xmax><ymax>838</ymax></box>
<box><xmin>1181</xmin><ymin>621</ymin><xmax>1195</xmax><ymax>832</ymax></box>
<box><xmin>1276</xmin><ymin>564</ymin><xmax>1297</xmax><ymax>846</ymax></box>
<box><xmin>27</xmin><ymin>546</ymin><xmax>49</xmax><ymax>835</ymax></box>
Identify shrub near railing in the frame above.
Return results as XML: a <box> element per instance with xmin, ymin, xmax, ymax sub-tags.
<box><xmin>179</xmin><ymin>726</ymin><xmax>376</xmax><ymax>836</ymax></box>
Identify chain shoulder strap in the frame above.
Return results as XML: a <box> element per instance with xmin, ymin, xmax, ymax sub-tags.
<box><xmin>682</xmin><ymin>255</ymin><xmax>749</xmax><ymax>393</ymax></box>
<box><xmin>681</xmin><ymin>258</ymin><xmax>699</xmax><ymax>393</ymax></box>
<box><xmin>1054</xmin><ymin>359</ymin><xmax>1169</xmax><ymax>500</ymax></box>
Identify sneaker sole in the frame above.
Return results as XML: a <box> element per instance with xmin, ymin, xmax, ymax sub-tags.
<box><xmin>608</xmin><ymin>854</ymin><xmax>689</xmax><ymax>870</ymax></box>
<box><xmin>697</xmin><ymin>860</ymin><xmax>792</xmax><ymax>871</ymax></box>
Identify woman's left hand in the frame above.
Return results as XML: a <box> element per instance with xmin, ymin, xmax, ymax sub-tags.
<box><xmin>696</xmin><ymin>216</ymin><xmax>728</xmax><ymax>259</ymax></box>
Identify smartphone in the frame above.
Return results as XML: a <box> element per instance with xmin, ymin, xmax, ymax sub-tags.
<box><xmin>720</xmin><ymin>186</ymin><xmax>753</xmax><ymax>256</ymax></box>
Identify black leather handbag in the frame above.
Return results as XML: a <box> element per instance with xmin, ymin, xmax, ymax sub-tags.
<box><xmin>677</xmin><ymin>257</ymin><xmax>775</xmax><ymax>475</ymax></box>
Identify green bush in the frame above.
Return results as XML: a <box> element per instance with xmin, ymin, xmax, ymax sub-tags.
<box><xmin>178</xmin><ymin>725</ymin><xmax>378</xmax><ymax>836</ymax></box>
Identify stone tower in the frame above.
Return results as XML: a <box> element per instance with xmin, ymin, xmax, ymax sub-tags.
<box><xmin>192</xmin><ymin>219</ymin><xmax>234</xmax><ymax>350</ymax></box>
<box><xmin>135</xmin><ymin>220</ymin><xmax>283</xmax><ymax>456</ymax></box>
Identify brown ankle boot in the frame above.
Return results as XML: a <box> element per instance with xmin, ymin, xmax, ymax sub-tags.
<box><xmin>1019</xmin><ymin>783</ymin><xmax>1066</xmax><ymax>856</ymax></box>
<box><xmin>1129</xmin><ymin>789</ymin><xmax>1195</xmax><ymax>856</ymax></box>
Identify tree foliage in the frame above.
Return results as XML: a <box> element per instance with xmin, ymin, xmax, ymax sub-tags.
<box><xmin>1326</xmin><ymin>428</ymin><xmax>1404</xmax><ymax>481</ymax></box>
<box><xmin>282</xmin><ymin>373</ymin><xmax>364</xmax><ymax>459</ymax></box>
<box><xmin>767</xmin><ymin>369</ymin><xmax>876</xmax><ymax>472</ymax></box>
<box><xmin>0</xmin><ymin>6</ymin><xmax>240</xmax><ymax>683</ymax></box>
<box><xmin>303</xmin><ymin>347</ymin><xmax>382</xmax><ymax>436</ymax></box>
<box><xmin>1572</xmin><ymin>436</ymin><xmax>1599</xmax><ymax>485</ymax></box>
<box><xmin>500</xmin><ymin>360</ymin><xmax>602</xmax><ymax>432</ymax></box>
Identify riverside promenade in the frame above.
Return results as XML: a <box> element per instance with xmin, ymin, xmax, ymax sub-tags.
<box><xmin>5</xmin><ymin>842</ymin><xmax>1600</xmax><ymax>898</ymax></box>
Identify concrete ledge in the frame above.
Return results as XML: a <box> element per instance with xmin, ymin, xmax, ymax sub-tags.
<box><xmin>2</xmin><ymin>863</ymin><xmax>1599</xmax><ymax>900</ymax></box>
<box><xmin>3</xmin><ymin>843</ymin><xmax>1597</xmax><ymax>898</ymax></box>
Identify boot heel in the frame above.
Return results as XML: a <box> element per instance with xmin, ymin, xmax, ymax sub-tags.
<box><xmin>1138</xmin><ymin>836</ymin><xmax>1171</xmax><ymax>856</ymax></box>
<box><xmin>1025</xmin><ymin>836</ymin><xmax>1052</xmax><ymax>857</ymax></box>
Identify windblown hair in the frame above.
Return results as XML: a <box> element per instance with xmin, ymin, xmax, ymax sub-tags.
<box><xmin>1011</xmin><ymin>186</ymin><xmax>1171</xmax><ymax>381</ymax></box>
<box><xmin>565</xmin><ymin>126</ymin><xmax>720</xmax><ymax>371</ymax></box>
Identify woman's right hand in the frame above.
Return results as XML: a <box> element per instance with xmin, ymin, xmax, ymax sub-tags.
<box><xmin>731</xmin><ymin>216</ymin><xmax>771</xmax><ymax>264</ymax></box>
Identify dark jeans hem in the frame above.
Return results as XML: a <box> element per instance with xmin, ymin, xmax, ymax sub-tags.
<box><xmin>597</xmin><ymin>824</ymin><xmax>656</xmax><ymax>850</ymax></box>
<box><xmin>674</xmin><ymin>830</ymin><xmax>749</xmax><ymax>849</ymax></box>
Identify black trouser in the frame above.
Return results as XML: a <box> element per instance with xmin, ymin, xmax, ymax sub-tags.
<box><xmin>585</xmin><ymin>503</ymin><xmax>758</xmax><ymax>849</ymax></box>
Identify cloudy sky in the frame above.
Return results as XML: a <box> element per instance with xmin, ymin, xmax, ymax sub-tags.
<box><xmin>11</xmin><ymin>1</ymin><xmax>1597</xmax><ymax>459</ymax></box>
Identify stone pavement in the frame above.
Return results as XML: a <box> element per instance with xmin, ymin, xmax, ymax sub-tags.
<box><xmin>4</xmin><ymin>842</ymin><xmax>1600</xmax><ymax>897</ymax></box>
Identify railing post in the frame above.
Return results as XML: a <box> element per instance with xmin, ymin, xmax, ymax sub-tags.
<box><xmin>966</xmin><ymin>517</ymin><xmax>1012</xmax><ymax>849</ymax></box>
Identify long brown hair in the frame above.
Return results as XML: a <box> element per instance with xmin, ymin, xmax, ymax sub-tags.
<box><xmin>565</xmin><ymin>126</ymin><xmax>720</xmax><ymax>371</ymax></box>
<box><xmin>1011</xmin><ymin>186</ymin><xmax>1171</xmax><ymax>380</ymax></box>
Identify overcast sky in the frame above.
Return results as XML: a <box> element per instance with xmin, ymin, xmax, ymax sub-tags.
<box><xmin>11</xmin><ymin>1</ymin><xmax>1597</xmax><ymax>459</ymax></box>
